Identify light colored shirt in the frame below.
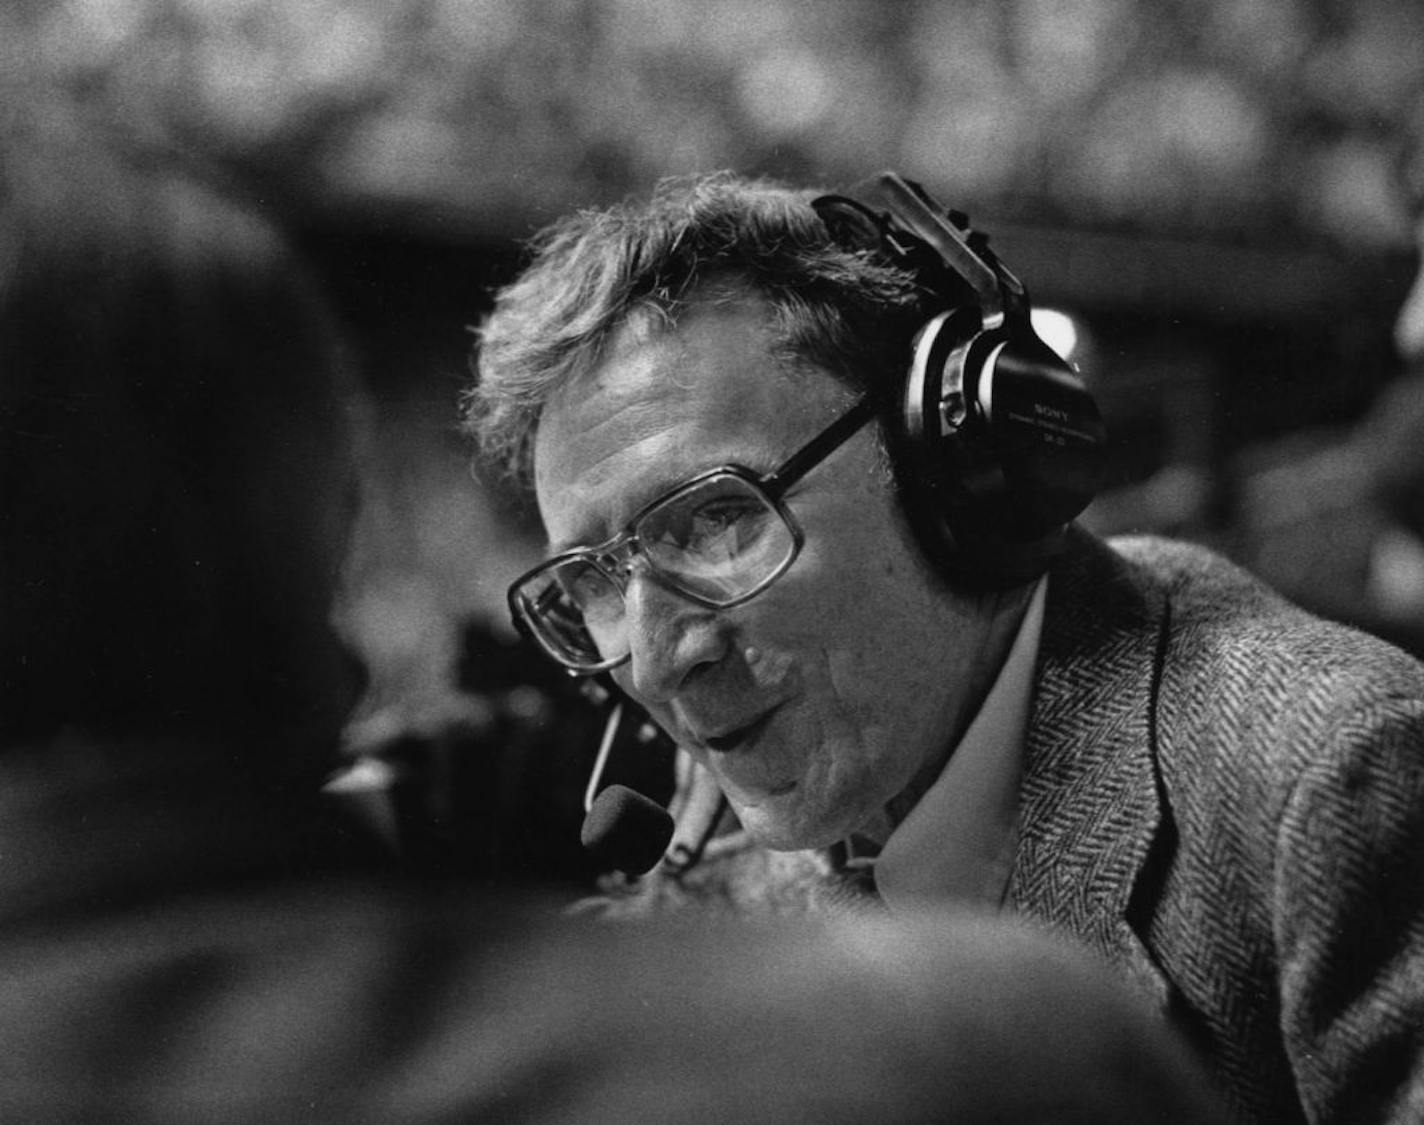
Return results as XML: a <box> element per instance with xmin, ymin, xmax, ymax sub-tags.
<box><xmin>873</xmin><ymin>576</ymin><xmax>1048</xmax><ymax>913</ymax></box>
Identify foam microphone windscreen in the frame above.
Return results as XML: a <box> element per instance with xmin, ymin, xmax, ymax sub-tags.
<box><xmin>580</xmin><ymin>784</ymin><xmax>675</xmax><ymax>875</ymax></box>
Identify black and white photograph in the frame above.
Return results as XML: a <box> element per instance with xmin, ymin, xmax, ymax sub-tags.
<box><xmin>3</xmin><ymin>2</ymin><xmax>1422</xmax><ymax>1120</ymax></box>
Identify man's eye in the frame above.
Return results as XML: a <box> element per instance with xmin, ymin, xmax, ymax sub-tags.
<box><xmin>680</xmin><ymin>499</ymin><xmax>767</xmax><ymax>553</ymax></box>
<box><xmin>559</xmin><ymin>562</ymin><xmax>618</xmax><ymax>609</ymax></box>
<box><xmin>690</xmin><ymin>500</ymin><xmax>749</xmax><ymax>534</ymax></box>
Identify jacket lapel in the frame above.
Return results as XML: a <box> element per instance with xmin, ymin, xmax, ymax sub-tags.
<box><xmin>1006</xmin><ymin>530</ymin><xmax>1171</xmax><ymax>1005</ymax></box>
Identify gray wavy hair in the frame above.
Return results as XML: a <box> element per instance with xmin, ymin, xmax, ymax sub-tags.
<box><xmin>462</xmin><ymin>171</ymin><xmax>932</xmax><ymax>486</ymax></box>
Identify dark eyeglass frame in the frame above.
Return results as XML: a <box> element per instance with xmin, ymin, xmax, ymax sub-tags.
<box><xmin>508</xmin><ymin>394</ymin><xmax>878</xmax><ymax>673</ymax></box>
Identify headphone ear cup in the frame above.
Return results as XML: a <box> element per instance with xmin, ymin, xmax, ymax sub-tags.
<box><xmin>892</xmin><ymin>312</ymin><xmax>1106</xmax><ymax>588</ymax></box>
<box><xmin>982</xmin><ymin>332</ymin><xmax>1106</xmax><ymax>531</ymax></box>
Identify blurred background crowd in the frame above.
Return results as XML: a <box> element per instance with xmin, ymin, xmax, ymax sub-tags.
<box><xmin>7</xmin><ymin>0</ymin><xmax>1422</xmax><ymax>890</ymax></box>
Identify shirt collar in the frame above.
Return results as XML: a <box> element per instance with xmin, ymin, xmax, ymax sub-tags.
<box><xmin>872</xmin><ymin>575</ymin><xmax>1048</xmax><ymax>912</ymax></box>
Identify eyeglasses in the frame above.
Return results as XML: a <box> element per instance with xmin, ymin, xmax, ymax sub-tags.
<box><xmin>509</xmin><ymin>395</ymin><xmax>877</xmax><ymax>673</ymax></box>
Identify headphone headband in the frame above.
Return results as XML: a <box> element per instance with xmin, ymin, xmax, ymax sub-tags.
<box><xmin>816</xmin><ymin>174</ymin><xmax>1017</xmax><ymax>320</ymax></box>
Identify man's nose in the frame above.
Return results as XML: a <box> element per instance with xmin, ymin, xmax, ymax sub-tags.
<box><xmin>620</xmin><ymin>569</ymin><xmax>728</xmax><ymax>703</ymax></box>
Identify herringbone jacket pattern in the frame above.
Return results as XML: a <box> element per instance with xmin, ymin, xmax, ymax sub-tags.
<box><xmin>1011</xmin><ymin>531</ymin><xmax>1424</xmax><ymax>1125</ymax></box>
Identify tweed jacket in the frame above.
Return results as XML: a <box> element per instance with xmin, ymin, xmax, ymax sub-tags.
<box><xmin>594</xmin><ymin>529</ymin><xmax>1424</xmax><ymax>1125</ymax></box>
<box><xmin>1009</xmin><ymin>529</ymin><xmax>1424</xmax><ymax>1125</ymax></box>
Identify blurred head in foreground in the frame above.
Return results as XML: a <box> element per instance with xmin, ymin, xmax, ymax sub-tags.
<box><xmin>0</xmin><ymin>95</ymin><xmax>362</xmax><ymax>760</ymax></box>
<box><xmin>478</xmin><ymin>907</ymin><xmax>1225</xmax><ymax>1125</ymax></box>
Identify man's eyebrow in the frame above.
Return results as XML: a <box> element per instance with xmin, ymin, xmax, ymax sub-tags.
<box><xmin>546</xmin><ymin>520</ymin><xmax>606</xmax><ymax>556</ymax></box>
<box><xmin>545</xmin><ymin>463</ymin><xmax>725</xmax><ymax>556</ymax></box>
<box><xmin>544</xmin><ymin>487</ymin><xmax>657</xmax><ymax>556</ymax></box>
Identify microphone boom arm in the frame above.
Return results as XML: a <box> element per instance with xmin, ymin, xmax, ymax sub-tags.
<box><xmin>583</xmin><ymin>699</ymin><xmax>624</xmax><ymax>814</ymax></box>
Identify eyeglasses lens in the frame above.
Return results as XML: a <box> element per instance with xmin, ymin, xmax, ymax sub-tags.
<box><xmin>640</xmin><ymin>474</ymin><xmax>794</xmax><ymax>601</ymax></box>
<box><xmin>517</xmin><ymin>473</ymin><xmax>796</xmax><ymax>670</ymax></box>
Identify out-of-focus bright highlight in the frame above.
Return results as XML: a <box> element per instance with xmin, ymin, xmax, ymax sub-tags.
<box><xmin>1032</xmin><ymin>307</ymin><xmax>1081</xmax><ymax>362</ymax></box>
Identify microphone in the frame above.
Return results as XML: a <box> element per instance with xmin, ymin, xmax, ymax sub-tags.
<box><xmin>581</xmin><ymin>783</ymin><xmax>675</xmax><ymax>875</ymax></box>
<box><xmin>580</xmin><ymin>699</ymin><xmax>675</xmax><ymax>875</ymax></box>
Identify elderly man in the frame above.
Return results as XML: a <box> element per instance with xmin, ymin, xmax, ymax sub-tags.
<box><xmin>466</xmin><ymin>171</ymin><xmax>1424</xmax><ymax>1125</ymax></box>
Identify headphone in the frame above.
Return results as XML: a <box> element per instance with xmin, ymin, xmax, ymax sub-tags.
<box><xmin>811</xmin><ymin>173</ymin><xmax>1106</xmax><ymax>588</ymax></box>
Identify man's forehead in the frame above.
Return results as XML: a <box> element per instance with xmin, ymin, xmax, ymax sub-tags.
<box><xmin>531</xmin><ymin>301</ymin><xmax>843</xmax><ymax>548</ymax></box>
<box><xmin>538</xmin><ymin>296</ymin><xmax>807</xmax><ymax>450</ymax></box>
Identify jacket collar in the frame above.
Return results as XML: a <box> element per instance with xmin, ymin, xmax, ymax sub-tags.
<box><xmin>1006</xmin><ymin>529</ymin><xmax>1171</xmax><ymax>1001</ymax></box>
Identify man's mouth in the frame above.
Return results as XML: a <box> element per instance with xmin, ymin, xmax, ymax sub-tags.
<box><xmin>703</xmin><ymin>708</ymin><xmax>778</xmax><ymax>753</ymax></box>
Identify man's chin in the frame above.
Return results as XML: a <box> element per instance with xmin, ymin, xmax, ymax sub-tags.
<box><xmin>731</xmin><ymin>794</ymin><xmax>856</xmax><ymax>852</ymax></box>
